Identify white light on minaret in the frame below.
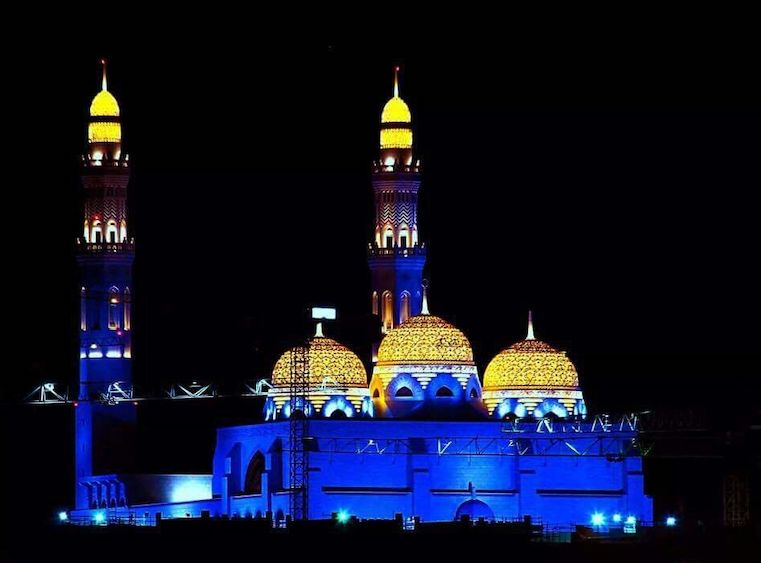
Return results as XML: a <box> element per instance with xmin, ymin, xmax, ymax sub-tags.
<box><xmin>101</xmin><ymin>59</ymin><xmax>108</xmax><ymax>91</ymax></box>
<box><xmin>393</xmin><ymin>66</ymin><xmax>400</xmax><ymax>97</ymax></box>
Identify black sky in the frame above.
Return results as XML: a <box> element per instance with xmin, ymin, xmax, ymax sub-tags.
<box><xmin>6</xmin><ymin>36</ymin><xmax>760</xmax><ymax>415</ymax></box>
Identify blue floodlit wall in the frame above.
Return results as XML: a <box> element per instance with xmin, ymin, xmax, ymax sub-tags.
<box><xmin>210</xmin><ymin>419</ymin><xmax>653</xmax><ymax>525</ymax></box>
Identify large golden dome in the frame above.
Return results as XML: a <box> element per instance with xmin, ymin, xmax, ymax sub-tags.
<box><xmin>376</xmin><ymin>314</ymin><xmax>474</xmax><ymax>366</ymax></box>
<box><xmin>483</xmin><ymin>338</ymin><xmax>579</xmax><ymax>390</ymax></box>
<box><xmin>272</xmin><ymin>335</ymin><xmax>367</xmax><ymax>387</ymax></box>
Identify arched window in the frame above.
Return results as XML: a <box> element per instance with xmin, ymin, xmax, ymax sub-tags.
<box><xmin>119</xmin><ymin>220</ymin><xmax>127</xmax><ymax>242</ymax></box>
<box><xmin>243</xmin><ymin>451</ymin><xmax>265</xmax><ymax>495</ymax></box>
<box><xmin>330</xmin><ymin>410</ymin><xmax>347</xmax><ymax>419</ymax></box>
<box><xmin>399</xmin><ymin>227</ymin><xmax>409</xmax><ymax>248</ymax></box>
<box><xmin>372</xmin><ymin>291</ymin><xmax>379</xmax><ymax>316</ymax></box>
<box><xmin>384</xmin><ymin>227</ymin><xmax>394</xmax><ymax>249</ymax></box>
<box><xmin>470</xmin><ymin>388</ymin><xmax>479</xmax><ymax>399</ymax></box>
<box><xmin>83</xmin><ymin>221</ymin><xmax>90</xmax><ymax>243</ymax></box>
<box><xmin>106</xmin><ymin>221</ymin><xmax>118</xmax><ymax>243</ymax></box>
<box><xmin>92</xmin><ymin>222</ymin><xmax>102</xmax><ymax>243</ymax></box>
<box><xmin>80</xmin><ymin>287</ymin><xmax>87</xmax><ymax>331</ymax></box>
<box><xmin>400</xmin><ymin>291</ymin><xmax>410</xmax><ymax>324</ymax></box>
<box><xmin>372</xmin><ymin>389</ymin><xmax>380</xmax><ymax>398</ymax></box>
<box><xmin>108</xmin><ymin>287</ymin><xmax>120</xmax><ymax>330</ymax></box>
<box><xmin>395</xmin><ymin>386</ymin><xmax>413</xmax><ymax>398</ymax></box>
<box><xmin>436</xmin><ymin>386</ymin><xmax>454</xmax><ymax>397</ymax></box>
<box><xmin>382</xmin><ymin>291</ymin><xmax>393</xmax><ymax>332</ymax></box>
<box><xmin>123</xmin><ymin>288</ymin><xmax>131</xmax><ymax>331</ymax></box>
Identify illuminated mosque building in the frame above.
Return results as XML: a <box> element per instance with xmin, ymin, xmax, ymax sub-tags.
<box><xmin>69</xmin><ymin>66</ymin><xmax>653</xmax><ymax>527</ymax></box>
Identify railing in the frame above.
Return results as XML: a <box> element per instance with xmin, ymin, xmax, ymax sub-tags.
<box><xmin>368</xmin><ymin>244</ymin><xmax>427</xmax><ymax>257</ymax></box>
<box><xmin>77</xmin><ymin>240</ymin><xmax>135</xmax><ymax>254</ymax></box>
<box><xmin>372</xmin><ymin>162</ymin><xmax>421</xmax><ymax>174</ymax></box>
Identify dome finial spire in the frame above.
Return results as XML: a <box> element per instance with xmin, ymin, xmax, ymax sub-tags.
<box><xmin>393</xmin><ymin>66</ymin><xmax>400</xmax><ymax>98</ymax></box>
<box><xmin>421</xmin><ymin>280</ymin><xmax>430</xmax><ymax>315</ymax></box>
<box><xmin>526</xmin><ymin>310</ymin><xmax>535</xmax><ymax>340</ymax></box>
<box><xmin>101</xmin><ymin>58</ymin><xmax>108</xmax><ymax>91</ymax></box>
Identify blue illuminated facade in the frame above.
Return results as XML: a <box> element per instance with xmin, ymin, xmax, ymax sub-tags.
<box><xmin>67</xmin><ymin>67</ymin><xmax>653</xmax><ymax>528</ymax></box>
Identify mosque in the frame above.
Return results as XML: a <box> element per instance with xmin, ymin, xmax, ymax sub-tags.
<box><xmin>68</xmin><ymin>64</ymin><xmax>653</xmax><ymax>527</ymax></box>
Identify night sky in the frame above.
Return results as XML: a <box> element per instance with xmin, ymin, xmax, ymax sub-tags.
<box><xmin>4</xmin><ymin>35</ymin><xmax>760</xmax><ymax>533</ymax></box>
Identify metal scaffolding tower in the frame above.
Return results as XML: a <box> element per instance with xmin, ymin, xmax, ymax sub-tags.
<box><xmin>288</xmin><ymin>343</ymin><xmax>310</xmax><ymax>521</ymax></box>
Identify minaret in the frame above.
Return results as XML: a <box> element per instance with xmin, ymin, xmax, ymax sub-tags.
<box><xmin>368</xmin><ymin>68</ymin><xmax>426</xmax><ymax>333</ymax></box>
<box><xmin>75</xmin><ymin>60</ymin><xmax>135</xmax><ymax>509</ymax></box>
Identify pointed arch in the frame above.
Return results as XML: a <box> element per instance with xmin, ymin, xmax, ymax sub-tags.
<box><xmin>106</xmin><ymin>221</ymin><xmax>118</xmax><ymax>243</ymax></box>
<box><xmin>243</xmin><ymin>451</ymin><xmax>265</xmax><ymax>495</ymax></box>
<box><xmin>400</xmin><ymin>291</ymin><xmax>411</xmax><ymax>324</ymax></box>
<box><xmin>372</xmin><ymin>291</ymin><xmax>379</xmax><ymax>316</ymax></box>
<box><xmin>383</xmin><ymin>226</ymin><xmax>394</xmax><ymax>249</ymax></box>
<box><xmin>119</xmin><ymin>220</ymin><xmax>127</xmax><ymax>242</ymax></box>
<box><xmin>123</xmin><ymin>287</ymin><xmax>131</xmax><ymax>331</ymax></box>
<box><xmin>108</xmin><ymin>286</ymin><xmax>120</xmax><ymax>330</ymax></box>
<box><xmin>80</xmin><ymin>287</ymin><xmax>87</xmax><ymax>331</ymax></box>
<box><xmin>382</xmin><ymin>290</ymin><xmax>393</xmax><ymax>332</ymax></box>
<box><xmin>91</xmin><ymin>221</ymin><xmax>103</xmax><ymax>244</ymax></box>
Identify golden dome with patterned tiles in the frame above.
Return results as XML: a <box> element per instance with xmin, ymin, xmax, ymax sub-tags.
<box><xmin>376</xmin><ymin>292</ymin><xmax>474</xmax><ymax>366</ymax></box>
<box><xmin>271</xmin><ymin>325</ymin><xmax>367</xmax><ymax>387</ymax></box>
<box><xmin>483</xmin><ymin>313</ymin><xmax>579</xmax><ymax>391</ymax></box>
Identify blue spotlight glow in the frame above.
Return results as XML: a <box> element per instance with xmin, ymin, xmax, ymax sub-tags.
<box><xmin>591</xmin><ymin>512</ymin><xmax>605</xmax><ymax>526</ymax></box>
<box><xmin>93</xmin><ymin>512</ymin><xmax>105</xmax><ymax>524</ymax></box>
<box><xmin>612</xmin><ymin>513</ymin><xmax>622</xmax><ymax>523</ymax></box>
<box><xmin>336</xmin><ymin>510</ymin><xmax>350</xmax><ymax>524</ymax></box>
<box><xmin>58</xmin><ymin>511</ymin><xmax>68</xmax><ymax>522</ymax></box>
<box><xmin>666</xmin><ymin>516</ymin><xmax>677</xmax><ymax>527</ymax></box>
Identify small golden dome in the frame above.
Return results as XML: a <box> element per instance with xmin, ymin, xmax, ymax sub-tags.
<box><xmin>483</xmin><ymin>338</ymin><xmax>580</xmax><ymax>391</ymax></box>
<box><xmin>381</xmin><ymin>96</ymin><xmax>411</xmax><ymax>124</ymax></box>
<box><xmin>271</xmin><ymin>335</ymin><xmax>367</xmax><ymax>387</ymax></box>
<box><xmin>90</xmin><ymin>89</ymin><xmax>120</xmax><ymax>117</ymax></box>
<box><xmin>376</xmin><ymin>314</ymin><xmax>474</xmax><ymax>366</ymax></box>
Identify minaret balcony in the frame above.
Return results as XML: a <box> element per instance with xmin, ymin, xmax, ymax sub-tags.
<box><xmin>77</xmin><ymin>239</ymin><xmax>135</xmax><ymax>254</ymax></box>
<box><xmin>368</xmin><ymin>243</ymin><xmax>427</xmax><ymax>258</ymax></box>
<box><xmin>372</xmin><ymin>161</ymin><xmax>421</xmax><ymax>174</ymax></box>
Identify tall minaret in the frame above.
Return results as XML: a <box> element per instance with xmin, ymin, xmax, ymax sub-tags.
<box><xmin>75</xmin><ymin>60</ymin><xmax>135</xmax><ymax>509</ymax></box>
<box><xmin>368</xmin><ymin>68</ymin><xmax>426</xmax><ymax>333</ymax></box>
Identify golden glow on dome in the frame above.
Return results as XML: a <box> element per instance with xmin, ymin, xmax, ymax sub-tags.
<box><xmin>88</xmin><ymin>122</ymin><xmax>122</xmax><ymax>143</ymax></box>
<box><xmin>483</xmin><ymin>338</ymin><xmax>580</xmax><ymax>391</ymax></box>
<box><xmin>376</xmin><ymin>314</ymin><xmax>474</xmax><ymax>366</ymax></box>
<box><xmin>90</xmin><ymin>90</ymin><xmax>120</xmax><ymax>117</ymax></box>
<box><xmin>381</xmin><ymin>97</ymin><xmax>411</xmax><ymax>123</ymax></box>
<box><xmin>271</xmin><ymin>336</ymin><xmax>367</xmax><ymax>387</ymax></box>
<box><xmin>380</xmin><ymin>127</ymin><xmax>413</xmax><ymax>149</ymax></box>
<box><xmin>90</xmin><ymin>60</ymin><xmax>119</xmax><ymax>116</ymax></box>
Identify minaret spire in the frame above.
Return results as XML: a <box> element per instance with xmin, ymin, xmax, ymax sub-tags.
<box><xmin>421</xmin><ymin>281</ymin><xmax>430</xmax><ymax>315</ymax></box>
<box><xmin>393</xmin><ymin>66</ymin><xmax>400</xmax><ymax>97</ymax></box>
<box><xmin>101</xmin><ymin>58</ymin><xmax>108</xmax><ymax>91</ymax></box>
<box><xmin>526</xmin><ymin>310</ymin><xmax>535</xmax><ymax>340</ymax></box>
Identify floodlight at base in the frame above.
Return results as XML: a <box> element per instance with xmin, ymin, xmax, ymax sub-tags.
<box><xmin>93</xmin><ymin>512</ymin><xmax>105</xmax><ymax>524</ymax></box>
<box><xmin>612</xmin><ymin>513</ymin><xmax>622</xmax><ymax>523</ymax></box>
<box><xmin>336</xmin><ymin>510</ymin><xmax>350</xmax><ymax>524</ymax></box>
<box><xmin>591</xmin><ymin>512</ymin><xmax>605</xmax><ymax>526</ymax></box>
<box><xmin>666</xmin><ymin>516</ymin><xmax>677</xmax><ymax>527</ymax></box>
<box><xmin>58</xmin><ymin>511</ymin><xmax>68</xmax><ymax>522</ymax></box>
